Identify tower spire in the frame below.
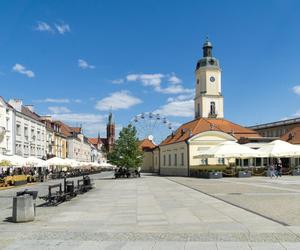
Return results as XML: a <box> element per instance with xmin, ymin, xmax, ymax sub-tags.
<box><xmin>202</xmin><ymin>37</ymin><xmax>213</xmax><ymax>57</ymax></box>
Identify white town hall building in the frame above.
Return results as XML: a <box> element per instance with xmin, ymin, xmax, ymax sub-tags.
<box><xmin>141</xmin><ymin>39</ymin><xmax>262</xmax><ymax>176</ymax></box>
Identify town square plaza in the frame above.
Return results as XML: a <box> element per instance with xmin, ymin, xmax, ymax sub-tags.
<box><xmin>1</xmin><ymin>172</ymin><xmax>300</xmax><ymax>249</ymax></box>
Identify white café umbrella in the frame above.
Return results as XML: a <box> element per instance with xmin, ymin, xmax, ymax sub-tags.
<box><xmin>46</xmin><ymin>157</ymin><xmax>70</xmax><ymax>166</ymax></box>
<box><xmin>6</xmin><ymin>155</ymin><xmax>27</xmax><ymax>166</ymax></box>
<box><xmin>256</xmin><ymin>140</ymin><xmax>300</xmax><ymax>157</ymax></box>
<box><xmin>65</xmin><ymin>159</ymin><xmax>81</xmax><ymax>168</ymax></box>
<box><xmin>25</xmin><ymin>156</ymin><xmax>48</xmax><ymax>168</ymax></box>
<box><xmin>90</xmin><ymin>162</ymin><xmax>101</xmax><ymax>167</ymax></box>
<box><xmin>197</xmin><ymin>141</ymin><xmax>263</xmax><ymax>159</ymax></box>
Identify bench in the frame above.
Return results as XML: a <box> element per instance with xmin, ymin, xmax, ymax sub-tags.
<box><xmin>39</xmin><ymin>183</ymin><xmax>66</xmax><ymax>206</ymax></box>
<box><xmin>77</xmin><ymin>175</ymin><xmax>94</xmax><ymax>193</ymax></box>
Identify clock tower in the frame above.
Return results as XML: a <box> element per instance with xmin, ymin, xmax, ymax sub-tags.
<box><xmin>194</xmin><ymin>38</ymin><xmax>224</xmax><ymax>119</ymax></box>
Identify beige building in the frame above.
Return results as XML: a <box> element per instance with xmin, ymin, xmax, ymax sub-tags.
<box><xmin>59</xmin><ymin>123</ymin><xmax>91</xmax><ymax>162</ymax></box>
<box><xmin>41</xmin><ymin>117</ymin><xmax>67</xmax><ymax>159</ymax></box>
<box><xmin>139</xmin><ymin>139</ymin><xmax>156</xmax><ymax>172</ymax></box>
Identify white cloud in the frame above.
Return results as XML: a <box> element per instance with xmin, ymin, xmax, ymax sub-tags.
<box><xmin>12</xmin><ymin>64</ymin><xmax>35</xmax><ymax>78</ymax></box>
<box><xmin>167</xmin><ymin>93</ymin><xmax>194</xmax><ymax>103</ymax></box>
<box><xmin>73</xmin><ymin>99</ymin><xmax>82</xmax><ymax>103</ymax></box>
<box><xmin>48</xmin><ymin>106</ymin><xmax>71</xmax><ymax>114</ymax></box>
<box><xmin>155</xmin><ymin>99</ymin><xmax>194</xmax><ymax>118</ymax></box>
<box><xmin>95</xmin><ymin>91</ymin><xmax>142</xmax><ymax>111</ymax></box>
<box><xmin>55</xmin><ymin>23</ymin><xmax>71</xmax><ymax>34</ymax></box>
<box><xmin>78</xmin><ymin>59</ymin><xmax>95</xmax><ymax>69</ymax></box>
<box><xmin>35</xmin><ymin>98</ymin><xmax>70</xmax><ymax>103</ymax></box>
<box><xmin>292</xmin><ymin>86</ymin><xmax>300</xmax><ymax>95</ymax></box>
<box><xmin>112</xmin><ymin>78</ymin><xmax>124</xmax><ymax>84</ymax></box>
<box><xmin>155</xmin><ymin>85</ymin><xmax>194</xmax><ymax>94</ymax></box>
<box><xmin>122</xmin><ymin>73</ymin><xmax>192</xmax><ymax>95</ymax></box>
<box><xmin>51</xmin><ymin>113</ymin><xmax>105</xmax><ymax>136</ymax></box>
<box><xmin>35</xmin><ymin>21</ymin><xmax>70</xmax><ymax>35</ymax></box>
<box><xmin>35</xmin><ymin>21</ymin><xmax>54</xmax><ymax>33</ymax></box>
<box><xmin>168</xmin><ymin>75</ymin><xmax>182</xmax><ymax>84</ymax></box>
<box><xmin>51</xmin><ymin>113</ymin><xmax>103</xmax><ymax>123</ymax></box>
<box><xmin>126</xmin><ymin>73</ymin><xmax>164</xmax><ymax>87</ymax></box>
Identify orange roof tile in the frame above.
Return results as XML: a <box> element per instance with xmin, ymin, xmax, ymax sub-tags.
<box><xmin>88</xmin><ymin>137</ymin><xmax>102</xmax><ymax>145</ymax></box>
<box><xmin>160</xmin><ymin>118</ymin><xmax>261</xmax><ymax>146</ymax></box>
<box><xmin>139</xmin><ymin>139</ymin><xmax>156</xmax><ymax>150</ymax></box>
<box><xmin>281</xmin><ymin>127</ymin><xmax>300</xmax><ymax>144</ymax></box>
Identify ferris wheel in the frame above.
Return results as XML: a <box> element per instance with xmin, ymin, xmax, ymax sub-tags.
<box><xmin>130</xmin><ymin>112</ymin><xmax>174</xmax><ymax>145</ymax></box>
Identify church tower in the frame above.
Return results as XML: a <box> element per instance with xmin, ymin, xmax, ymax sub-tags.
<box><xmin>106</xmin><ymin>112</ymin><xmax>115</xmax><ymax>152</ymax></box>
<box><xmin>194</xmin><ymin>38</ymin><xmax>224</xmax><ymax>119</ymax></box>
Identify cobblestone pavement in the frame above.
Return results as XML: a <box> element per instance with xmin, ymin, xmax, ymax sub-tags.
<box><xmin>1</xmin><ymin>173</ymin><xmax>300</xmax><ymax>249</ymax></box>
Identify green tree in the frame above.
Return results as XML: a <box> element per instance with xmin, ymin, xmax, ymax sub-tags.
<box><xmin>107</xmin><ymin>125</ymin><xmax>143</xmax><ymax>169</ymax></box>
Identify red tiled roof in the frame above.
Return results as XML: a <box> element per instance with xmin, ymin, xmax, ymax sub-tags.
<box><xmin>161</xmin><ymin>118</ymin><xmax>261</xmax><ymax>146</ymax></box>
<box><xmin>88</xmin><ymin>137</ymin><xmax>102</xmax><ymax>145</ymax></box>
<box><xmin>72</xmin><ymin>127</ymin><xmax>82</xmax><ymax>133</ymax></box>
<box><xmin>139</xmin><ymin>139</ymin><xmax>156</xmax><ymax>150</ymax></box>
<box><xmin>56</xmin><ymin>121</ymin><xmax>73</xmax><ymax>137</ymax></box>
<box><xmin>281</xmin><ymin>127</ymin><xmax>300</xmax><ymax>144</ymax></box>
<box><xmin>21</xmin><ymin>106</ymin><xmax>41</xmax><ymax>122</ymax></box>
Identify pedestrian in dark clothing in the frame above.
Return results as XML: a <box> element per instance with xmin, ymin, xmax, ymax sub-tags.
<box><xmin>276</xmin><ymin>163</ymin><xmax>282</xmax><ymax>178</ymax></box>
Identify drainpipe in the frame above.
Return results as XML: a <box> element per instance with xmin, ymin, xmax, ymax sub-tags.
<box><xmin>185</xmin><ymin>140</ymin><xmax>190</xmax><ymax>177</ymax></box>
<box><xmin>158</xmin><ymin>147</ymin><xmax>161</xmax><ymax>175</ymax></box>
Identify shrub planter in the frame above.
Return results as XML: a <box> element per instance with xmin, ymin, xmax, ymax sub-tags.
<box><xmin>200</xmin><ymin>171</ymin><xmax>223</xmax><ymax>179</ymax></box>
<box><xmin>237</xmin><ymin>171</ymin><xmax>251</xmax><ymax>178</ymax></box>
<box><xmin>292</xmin><ymin>168</ymin><xmax>300</xmax><ymax>176</ymax></box>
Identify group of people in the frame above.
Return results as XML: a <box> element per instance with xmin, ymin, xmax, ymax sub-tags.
<box><xmin>114</xmin><ymin>166</ymin><xmax>141</xmax><ymax>178</ymax></box>
<box><xmin>269</xmin><ymin>162</ymin><xmax>282</xmax><ymax>178</ymax></box>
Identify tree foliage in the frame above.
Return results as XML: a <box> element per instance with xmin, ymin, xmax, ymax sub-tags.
<box><xmin>107</xmin><ymin>125</ymin><xmax>143</xmax><ymax>169</ymax></box>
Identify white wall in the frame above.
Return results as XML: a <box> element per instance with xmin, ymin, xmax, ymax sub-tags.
<box><xmin>67</xmin><ymin>138</ymin><xmax>92</xmax><ymax>162</ymax></box>
<box><xmin>14</xmin><ymin>112</ymin><xmax>46</xmax><ymax>158</ymax></box>
<box><xmin>0</xmin><ymin>99</ymin><xmax>14</xmax><ymax>155</ymax></box>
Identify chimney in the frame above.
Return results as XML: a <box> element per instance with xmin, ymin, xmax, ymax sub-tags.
<box><xmin>8</xmin><ymin>99</ymin><xmax>22</xmax><ymax>112</ymax></box>
<box><xmin>25</xmin><ymin>105</ymin><xmax>34</xmax><ymax>112</ymax></box>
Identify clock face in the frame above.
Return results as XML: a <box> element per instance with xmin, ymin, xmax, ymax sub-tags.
<box><xmin>210</xmin><ymin>76</ymin><xmax>215</xmax><ymax>82</ymax></box>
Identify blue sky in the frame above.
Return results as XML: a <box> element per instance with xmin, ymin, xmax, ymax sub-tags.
<box><xmin>1</xmin><ymin>0</ymin><xmax>300</xmax><ymax>140</ymax></box>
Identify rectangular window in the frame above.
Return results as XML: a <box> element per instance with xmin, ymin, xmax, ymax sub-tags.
<box><xmin>174</xmin><ymin>154</ymin><xmax>177</xmax><ymax>166</ymax></box>
<box><xmin>168</xmin><ymin>154</ymin><xmax>171</xmax><ymax>166</ymax></box>
<box><xmin>201</xmin><ymin>158</ymin><xmax>208</xmax><ymax>165</ymax></box>
<box><xmin>6</xmin><ymin>118</ymin><xmax>9</xmax><ymax>130</ymax></box>
<box><xmin>181</xmin><ymin>153</ymin><xmax>184</xmax><ymax>166</ymax></box>
<box><xmin>218</xmin><ymin>158</ymin><xmax>225</xmax><ymax>165</ymax></box>
<box><xmin>24</xmin><ymin>127</ymin><xmax>28</xmax><ymax>140</ymax></box>
<box><xmin>16</xmin><ymin>124</ymin><xmax>21</xmax><ymax>135</ymax></box>
<box><xmin>163</xmin><ymin>155</ymin><xmax>166</xmax><ymax>166</ymax></box>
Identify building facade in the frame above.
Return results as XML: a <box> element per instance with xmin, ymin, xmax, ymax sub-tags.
<box><xmin>8</xmin><ymin>99</ymin><xmax>46</xmax><ymax>159</ymax></box>
<box><xmin>59</xmin><ymin>123</ymin><xmax>92</xmax><ymax>162</ymax></box>
<box><xmin>249</xmin><ymin>118</ymin><xmax>300</xmax><ymax>144</ymax></box>
<box><xmin>0</xmin><ymin>97</ymin><xmax>15</xmax><ymax>155</ymax></box>
<box><xmin>139</xmin><ymin>139</ymin><xmax>156</xmax><ymax>172</ymax></box>
<box><xmin>41</xmin><ymin>117</ymin><xmax>67</xmax><ymax>159</ymax></box>
<box><xmin>88</xmin><ymin>135</ymin><xmax>107</xmax><ymax>164</ymax></box>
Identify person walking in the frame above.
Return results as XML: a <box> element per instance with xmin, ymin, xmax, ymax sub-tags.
<box><xmin>269</xmin><ymin>164</ymin><xmax>276</xmax><ymax>178</ymax></box>
<box><xmin>276</xmin><ymin>163</ymin><xmax>282</xmax><ymax>178</ymax></box>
